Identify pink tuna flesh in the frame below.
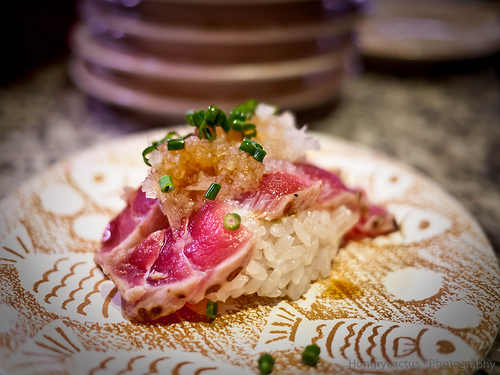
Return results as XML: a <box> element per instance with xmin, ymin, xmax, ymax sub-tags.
<box><xmin>237</xmin><ymin>170</ymin><xmax>322</xmax><ymax>220</ymax></box>
<box><xmin>102</xmin><ymin>201</ymin><xmax>255</xmax><ymax>321</ymax></box>
<box><xmin>294</xmin><ymin>162</ymin><xmax>362</xmax><ymax>209</ymax></box>
<box><xmin>96</xmin><ymin>188</ymin><xmax>169</xmax><ymax>267</ymax></box>
<box><xmin>295</xmin><ymin>162</ymin><xmax>397</xmax><ymax>239</ymax></box>
<box><xmin>97</xmin><ymin>163</ymin><xmax>397</xmax><ymax>321</ymax></box>
<box><xmin>345</xmin><ymin>203</ymin><xmax>398</xmax><ymax>240</ymax></box>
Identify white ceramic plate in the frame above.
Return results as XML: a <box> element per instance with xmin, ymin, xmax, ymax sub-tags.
<box><xmin>1</xmin><ymin>129</ymin><xmax>499</xmax><ymax>375</ymax></box>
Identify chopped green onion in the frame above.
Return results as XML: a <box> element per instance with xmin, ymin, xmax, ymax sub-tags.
<box><xmin>185</xmin><ymin>100</ymin><xmax>261</xmax><ymax>140</ymax></box>
<box><xmin>229</xmin><ymin>109</ymin><xmax>245</xmax><ymax>123</ymax></box>
<box><xmin>187</xmin><ymin>109</ymin><xmax>206</xmax><ymax>128</ymax></box>
<box><xmin>199</xmin><ymin>123</ymin><xmax>216</xmax><ymax>141</ymax></box>
<box><xmin>217</xmin><ymin>112</ymin><xmax>230</xmax><ymax>132</ymax></box>
<box><xmin>159</xmin><ymin>175</ymin><xmax>175</xmax><ymax>193</ymax></box>
<box><xmin>206</xmin><ymin>300</ymin><xmax>218</xmax><ymax>319</ymax></box>
<box><xmin>239</xmin><ymin>138</ymin><xmax>257</xmax><ymax>154</ymax></box>
<box><xmin>224</xmin><ymin>213</ymin><xmax>241</xmax><ymax>231</ymax></box>
<box><xmin>231</xmin><ymin>119</ymin><xmax>245</xmax><ymax>132</ymax></box>
<box><xmin>166</xmin><ymin>131</ymin><xmax>180</xmax><ymax>139</ymax></box>
<box><xmin>186</xmin><ymin>110</ymin><xmax>195</xmax><ymax>125</ymax></box>
<box><xmin>205</xmin><ymin>105</ymin><xmax>221</xmax><ymax>123</ymax></box>
<box><xmin>253</xmin><ymin>148</ymin><xmax>267</xmax><ymax>163</ymax></box>
<box><xmin>167</xmin><ymin>138</ymin><xmax>185</xmax><ymax>150</ymax></box>
<box><xmin>301</xmin><ymin>344</ymin><xmax>320</xmax><ymax>366</ymax></box>
<box><xmin>246</xmin><ymin>99</ymin><xmax>258</xmax><ymax>110</ymax></box>
<box><xmin>142</xmin><ymin>145</ymin><xmax>157</xmax><ymax>167</ymax></box>
<box><xmin>242</xmin><ymin>123</ymin><xmax>257</xmax><ymax>138</ymax></box>
<box><xmin>239</xmin><ymin>138</ymin><xmax>266</xmax><ymax>162</ymax></box>
<box><xmin>258</xmin><ymin>353</ymin><xmax>274</xmax><ymax>375</ymax></box>
<box><xmin>204</xmin><ymin>183</ymin><xmax>221</xmax><ymax>200</ymax></box>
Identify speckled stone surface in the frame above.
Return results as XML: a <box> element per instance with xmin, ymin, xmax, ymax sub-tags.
<box><xmin>1</xmin><ymin>60</ymin><xmax>499</xmax><ymax>374</ymax></box>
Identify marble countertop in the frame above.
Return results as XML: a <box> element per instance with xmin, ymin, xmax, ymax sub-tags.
<box><xmin>1</xmin><ymin>59</ymin><xmax>499</xmax><ymax>373</ymax></box>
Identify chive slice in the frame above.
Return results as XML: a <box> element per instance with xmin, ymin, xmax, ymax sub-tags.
<box><xmin>253</xmin><ymin>148</ymin><xmax>267</xmax><ymax>163</ymax></box>
<box><xmin>232</xmin><ymin>119</ymin><xmax>245</xmax><ymax>132</ymax></box>
<box><xmin>239</xmin><ymin>138</ymin><xmax>256</xmax><ymax>154</ymax></box>
<box><xmin>199</xmin><ymin>123</ymin><xmax>216</xmax><ymax>141</ymax></box>
<box><xmin>239</xmin><ymin>138</ymin><xmax>266</xmax><ymax>162</ymax></box>
<box><xmin>301</xmin><ymin>344</ymin><xmax>320</xmax><ymax>366</ymax></box>
<box><xmin>159</xmin><ymin>175</ymin><xmax>175</xmax><ymax>193</ymax></box>
<box><xmin>166</xmin><ymin>131</ymin><xmax>180</xmax><ymax>139</ymax></box>
<box><xmin>204</xmin><ymin>183</ymin><xmax>221</xmax><ymax>200</ymax></box>
<box><xmin>217</xmin><ymin>112</ymin><xmax>230</xmax><ymax>132</ymax></box>
<box><xmin>224</xmin><ymin>213</ymin><xmax>241</xmax><ymax>231</ymax></box>
<box><xmin>186</xmin><ymin>110</ymin><xmax>195</xmax><ymax>126</ymax></box>
<box><xmin>242</xmin><ymin>123</ymin><xmax>257</xmax><ymax>138</ymax></box>
<box><xmin>205</xmin><ymin>105</ymin><xmax>220</xmax><ymax>123</ymax></box>
<box><xmin>142</xmin><ymin>145</ymin><xmax>157</xmax><ymax>167</ymax></box>
<box><xmin>258</xmin><ymin>353</ymin><xmax>274</xmax><ymax>375</ymax></box>
<box><xmin>188</xmin><ymin>109</ymin><xmax>206</xmax><ymax>128</ymax></box>
<box><xmin>206</xmin><ymin>300</ymin><xmax>218</xmax><ymax>319</ymax></box>
<box><xmin>167</xmin><ymin>138</ymin><xmax>185</xmax><ymax>150</ymax></box>
<box><xmin>229</xmin><ymin>109</ymin><xmax>245</xmax><ymax>123</ymax></box>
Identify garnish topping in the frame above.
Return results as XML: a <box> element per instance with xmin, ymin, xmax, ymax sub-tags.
<box><xmin>167</xmin><ymin>138</ymin><xmax>185</xmax><ymax>151</ymax></box>
<box><xmin>258</xmin><ymin>353</ymin><xmax>274</xmax><ymax>375</ymax></box>
<box><xmin>239</xmin><ymin>138</ymin><xmax>267</xmax><ymax>162</ymax></box>
<box><xmin>142</xmin><ymin>145</ymin><xmax>158</xmax><ymax>167</ymax></box>
<box><xmin>206</xmin><ymin>300</ymin><xmax>218</xmax><ymax>319</ymax></box>
<box><xmin>142</xmin><ymin>132</ymin><xmax>187</xmax><ymax>166</ymax></box>
<box><xmin>158</xmin><ymin>175</ymin><xmax>175</xmax><ymax>193</ymax></box>
<box><xmin>143</xmin><ymin>101</ymin><xmax>267</xmax><ymax>167</ymax></box>
<box><xmin>204</xmin><ymin>183</ymin><xmax>222</xmax><ymax>200</ymax></box>
<box><xmin>223</xmin><ymin>213</ymin><xmax>241</xmax><ymax>231</ymax></box>
<box><xmin>186</xmin><ymin>100</ymin><xmax>259</xmax><ymax>141</ymax></box>
<box><xmin>301</xmin><ymin>344</ymin><xmax>321</xmax><ymax>366</ymax></box>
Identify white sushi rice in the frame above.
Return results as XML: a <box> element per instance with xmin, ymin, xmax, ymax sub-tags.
<box><xmin>211</xmin><ymin>206</ymin><xmax>360</xmax><ymax>302</ymax></box>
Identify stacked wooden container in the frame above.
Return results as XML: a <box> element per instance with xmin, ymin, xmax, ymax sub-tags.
<box><xmin>69</xmin><ymin>0</ymin><xmax>364</xmax><ymax>120</ymax></box>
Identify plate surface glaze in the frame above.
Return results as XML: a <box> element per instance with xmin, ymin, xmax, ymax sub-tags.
<box><xmin>1</xmin><ymin>129</ymin><xmax>499</xmax><ymax>375</ymax></box>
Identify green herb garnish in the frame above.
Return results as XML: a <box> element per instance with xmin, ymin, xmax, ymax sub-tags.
<box><xmin>185</xmin><ymin>100</ymin><xmax>260</xmax><ymax>141</ymax></box>
<box><xmin>167</xmin><ymin>138</ymin><xmax>185</xmax><ymax>151</ymax></box>
<box><xmin>238</xmin><ymin>138</ymin><xmax>266</xmax><ymax>162</ymax></box>
<box><xmin>206</xmin><ymin>300</ymin><xmax>218</xmax><ymax>319</ymax></box>
<box><xmin>204</xmin><ymin>183</ymin><xmax>221</xmax><ymax>200</ymax></box>
<box><xmin>142</xmin><ymin>132</ymin><xmax>187</xmax><ymax>166</ymax></box>
<box><xmin>199</xmin><ymin>123</ymin><xmax>217</xmax><ymax>141</ymax></box>
<box><xmin>223</xmin><ymin>213</ymin><xmax>241</xmax><ymax>231</ymax></box>
<box><xmin>142</xmin><ymin>145</ymin><xmax>158</xmax><ymax>167</ymax></box>
<box><xmin>258</xmin><ymin>353</ymin><xmax>274</xmax><ymax>375</ymax></box>
<box><xmin>158</xmin><ymin>175</ymin><xmax>175</xmax><ymax>193</ymax></box>
<box><xmin>253</xmin><ymin>148</ymin><xmax>267</xmax><ymax>163</ymax></box>
<box><xmin>301</xmin><ymin>344</ymin><xmax>320</xmax><ymax>366</ymax></box>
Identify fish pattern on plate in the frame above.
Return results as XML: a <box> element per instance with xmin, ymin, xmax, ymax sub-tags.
<box><xmin>0</xmin><ymin>129</ymin><xmax>499</xmax><ymax>375</ymax></box>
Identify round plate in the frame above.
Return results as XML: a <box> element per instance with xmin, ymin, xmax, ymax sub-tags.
<box><xmin>81</xmin><ymin>1</ymin><xmax>359</xmax><ymax>45</ymax></box>
<box><xmin>70</xmin><ymin>25</ymin><xmax>352</xmax><ymax>82</ymax></box>
<box><xmin>67</xmin><ymin>58</ymin><xmax>347</xmax><ymax>118</ymax></box>
<box><xmin>358</xmin><ymin>0</ymin><xmax>500</xmax><ymax>61</ymax></box>
<box><xmin>0</xmin><ymin>129</ymin><xmax>499</xmax><ymax>374</ymax></box>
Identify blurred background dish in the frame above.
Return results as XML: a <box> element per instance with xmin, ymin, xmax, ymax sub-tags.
<box><xmin>68</xmin><ymin>0</ymin><xmax>365</xmax><ymax>121</ymax></box>
<box><xmin>358</xmin><ymin>0</ymin><xmax>500</xmax><ymax>62</ymax></box>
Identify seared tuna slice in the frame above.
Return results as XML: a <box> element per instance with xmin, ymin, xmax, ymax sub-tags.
<box><xmin>96</xmin><ymin>187</ymin><xmax>169</xmax><ymax>267</ymax></box>
<box><xmin>345</xmin><ymin>203</ymin><xmax>398</xmax><ymax>240</ymax></box>
<box><xmin>295</xmin><ymin>162</ymin><xmax>363</xmax><ymax>209</ymax></box>
<box><xmin>98</xmin><ymin>163</ymin><xmax>396</xmax><ymax>321</ymax></box>
<box><xmin>102</xmin><ymin>201</ymin><xmax>255</xmax><ymax>321</ymax></box>
<box><xmin>296</xmin><ymin>163</ymin><xmax>397</xmax><ymax>239</ymax></box>
<box><xmin>238</xmin><ymin>169</ymin><xmax>321</xmax><ymax>220</ymax></box>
